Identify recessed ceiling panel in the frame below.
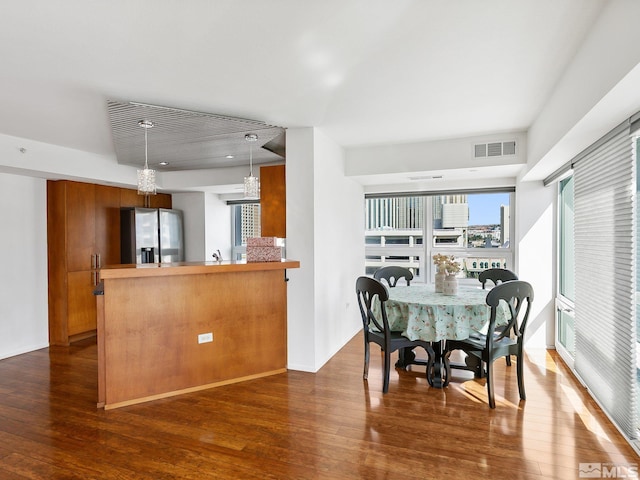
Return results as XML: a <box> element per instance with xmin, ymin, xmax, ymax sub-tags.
<box><xmin>107</xmin><ymin>101</ymin><xmax>286</xmax><ymax>171</ymax></box>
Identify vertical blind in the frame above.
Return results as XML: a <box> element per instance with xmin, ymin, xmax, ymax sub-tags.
<box><xmin>573</xmin><ymin>127</ymin><xmax>637</xmax><ymax>440</ymax></box>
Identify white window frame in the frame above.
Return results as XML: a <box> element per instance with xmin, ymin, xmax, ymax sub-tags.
<box><xmin>555</xmin><ymin>173</ymin><xmax>576</xmax><ymax>369</ymax></box>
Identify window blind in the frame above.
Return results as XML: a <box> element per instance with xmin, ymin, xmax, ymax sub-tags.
<box><xmin>573</xmin><ymin>127</ymin><xmax>637</xmax><ymax>440</ymax></box>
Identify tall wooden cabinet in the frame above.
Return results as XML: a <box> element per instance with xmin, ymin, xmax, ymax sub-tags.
<box><xmin>47</xmin><ymin>180</ymin><xmax>172</xmax><ymax>345</ymax></box>
<box><xmin>260</xmin><ymin>165</ymin><xmax>286</xmax><ymax>238</ymax></box>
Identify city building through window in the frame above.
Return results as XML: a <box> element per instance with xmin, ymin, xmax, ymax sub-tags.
<box><xmin>231</xmin><ymin>203</ymin><xmax>261</xmax><ymax>260</ymax></box>
<box><xmin>365</xmin><ymin>191</ymin><xmax>514</xmax><ymax>283</ymax></box>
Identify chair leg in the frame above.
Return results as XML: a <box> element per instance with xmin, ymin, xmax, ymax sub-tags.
<box><xmin>516</xmin><ymin>349</ymin><xmax>526</xmax><ymax>401</ymax></box>
<box><xmin>486</xmin><ymin>360</ymin><xmax>496</xmax><ymax>409</ymax></box>
<box><xmin>505</xmin><ymin>355</ymin><xmax>511</xmax><ymax>366</ymax></box>
<box><xmin>363</xmin><ymin>341</ymin><xmax>370</xmax><ymax>380</ymax></box>
<box><xmin>382</xmin><ymin>349</ymin><xmax>391</xmax><ymax>393</ymax></box>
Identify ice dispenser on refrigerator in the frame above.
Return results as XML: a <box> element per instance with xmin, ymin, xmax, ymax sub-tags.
<box><xmin>120</xmin><ymin>207</ymin><xmax>185</xmax><ymax>264</ymax></box>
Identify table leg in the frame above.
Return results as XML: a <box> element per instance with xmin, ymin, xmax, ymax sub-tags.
<box><xmin>427</xmin><ymin>340</ymin><xmax>451</xmax><ymax>388</ymax></box>
<box><xmin>395</xmin><ymin>347</ymin><xmax>416</xmax><ymax>369</ymax></box>
<box><xmin>464</xmin><ymin>353</ymin><xmax>484</xmax><ymax>378</ymax></box>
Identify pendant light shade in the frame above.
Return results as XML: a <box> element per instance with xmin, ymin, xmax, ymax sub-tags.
<box><xmin>137</xmin><ymin>120</ymin><xmax>157</xmax><ymax>195</ymax></box>
<box><xmin>244</xmin><ymin>133</ymin><xmax>259</xmax><ymax>199</ymax></box>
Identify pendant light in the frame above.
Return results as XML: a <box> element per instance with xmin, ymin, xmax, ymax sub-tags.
<box><xmin>244</xmin><ymin>133</ymin><xmax>259</xmax><ymax>199</ymax></box>
<box><xmin>137</xmin><ymin>120</ymin><xmax>157</xmax><ymax>196</ymax></box>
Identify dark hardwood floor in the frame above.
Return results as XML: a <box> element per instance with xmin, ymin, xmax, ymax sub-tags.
<box><xmin>0</xmin><ymin>334</ymin><xmax>637</xmax><ymax>479</ymax></box>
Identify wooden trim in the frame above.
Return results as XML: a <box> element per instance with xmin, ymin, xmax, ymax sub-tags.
<box><xmin>68</xmin><ymin>330</ymin><xmax>97</xmax><ymax>343</ymax></box>
<box><xmin>96</xmin><ymin>294</ymin><xmax>105</xmax><ymax>407</ymax></box>
<box><xmin>103</xmin><ymin>368</ymin><xmax>287</xmax><ymax>410</ymax></box>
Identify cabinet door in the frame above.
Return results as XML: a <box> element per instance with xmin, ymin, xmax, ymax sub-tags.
<box><xmin>95</xmin><ymin>185</ymin><xmax>122</xmax><ymax>266</ymax></box>
<box><xmin>66</xmin><ymin>182</ymin><xmax>96</xmax><ymax>272</ymax></box>
<box><xmin>260</xmin><ymin>165</ymin><xmax>286</xmax><ymax>238</ymax></box>
<box><xmin>67</xmin><ymin>270</ymin><xmax>97</xmax><ymax>336</ymax></box>
<box><xmin>149</xmin><ymin>193</ymin><xmax>172</xmax><ymax>209</ymax></box>
<box><xmin>120</xmin><ymin>188</ymin><xmax>145</xmax><ymax>208</ymax></box>
<box><xmin>120</xmin><ymin>188</ymin><xmax>172</xmax><ymax>209</ymax></box>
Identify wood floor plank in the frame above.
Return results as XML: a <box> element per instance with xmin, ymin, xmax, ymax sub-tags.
<box><xmin>0</xmin><ymin>334</ymin><xmax>637</xmax><ymax>479</ymax></box>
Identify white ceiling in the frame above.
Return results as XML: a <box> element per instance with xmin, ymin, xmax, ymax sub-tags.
<box><xmin>0</xmin><ymin>0</ymin><xmax>608</xmax><ymax>185</ymax></box>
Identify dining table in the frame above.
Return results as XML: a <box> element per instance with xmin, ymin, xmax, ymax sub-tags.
<box><xmin>374</xmin><ymin>283</ymin><xmax>509</xmax><ymax>388</ymax></box>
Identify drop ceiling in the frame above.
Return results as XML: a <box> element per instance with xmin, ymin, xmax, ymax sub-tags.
<box><xmin>107</xmin><ymin>101</ymin><xmax>286</xmax><ymax>171</ymax></box>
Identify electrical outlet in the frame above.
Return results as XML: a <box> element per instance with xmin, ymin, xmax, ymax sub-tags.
<box><xmin>198</xmin><ymin>332</ymin><xmax>213</xmax><ymax>344</ymax></box>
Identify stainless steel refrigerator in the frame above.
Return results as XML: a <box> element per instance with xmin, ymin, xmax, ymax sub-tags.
<box><xmin>120</xmin><ymin>207</ymin><xmax>185</xmax><ymax>264</ymax></box>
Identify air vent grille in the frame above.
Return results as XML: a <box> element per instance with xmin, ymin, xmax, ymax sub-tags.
<box><xmin>473</xmin><ymin>140</ymin><xmax>516</xmax><ymax>158</ymax></box>
<box><xmin>408</xmin><ymin>175</ymin><xmax>443</xmax><ymax>181</ymax></box>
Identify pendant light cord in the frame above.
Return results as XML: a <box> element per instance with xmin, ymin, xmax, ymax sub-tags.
<box><xmin>144</xmin><ymin>125</ymin><xmax>149</xmax><ymax>170</ymax></box>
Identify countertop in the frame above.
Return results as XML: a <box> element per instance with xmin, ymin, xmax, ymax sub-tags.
<box><xmin>99</xmin><ymin>259</ymin><xmax>300</xmax><ymax>280</ymax></box>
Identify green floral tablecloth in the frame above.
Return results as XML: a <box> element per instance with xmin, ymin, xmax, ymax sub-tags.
<box><xmin>373</xmin><ymin>284</ymin><xmax>508</xmax><ymax>342</ymax></box>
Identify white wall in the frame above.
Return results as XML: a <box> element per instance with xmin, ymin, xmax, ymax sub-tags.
<box><xmin>204</xmin><ymin>193</ymin><xmax>232</xmax><ymax>261</ymax></box>
<box><xmin>286</xmin><ymin>128</ymin><xmax>317</xmax><ymax>370</ymax></box>
<box><xmin>515</xmin><ymin>179</ymin><xmax>556</xmax><ymax>349</ymax></box>
<box><xmin>312</xmin><ymin>128</ymin><xmax>364</xmax><ymax>369</ymax></box>
<box><xmin>0</xmin><ymin>173</ymin><xmax>49</xmax><ymax>359</ymax></box>
<box><xmin>346</xmin><ymin>131</ymin><xmax>527</xmax><ymax>177</ymax></box>
<box><xmin>172</xmin><ymin>192</ymin><xmax>231</xmax><ymax>262</ymax></box>
<box><xmin>526</xmin><ymin>0</ymin><xmax>640</xmax><ymax>180</ymax></box>
<box><xmin>172</xmin><ymin>192</ymin><xmax>206</xmax><ymax>262</ymax></box>
<box><xmin>286</xmin><ymin>128</ymin><xmax>364</xmax><ymax>372</ymax></box>
<box><xmin>0</xmin><ymin>132</ymin><xmax>140</xmax><ymax>189</ymax></box>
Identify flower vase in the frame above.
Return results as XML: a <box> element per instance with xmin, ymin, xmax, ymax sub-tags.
<box><xmin>443</xmin><ymin>274</ymin><xmax>458</xmax><ymax>296</ymax></box>
<box><xmin>435</xmin><ymin>268</ymin><xmax>446</xmax><ymax>293</ymax></box>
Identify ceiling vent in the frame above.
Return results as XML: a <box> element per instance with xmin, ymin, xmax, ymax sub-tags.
<box><xmin>474</xmin><ymin>140</ymin><xmax>516</xmax><ymax>158</ymax></box>
<box><xmin>408</xmin><ymin>175</ymin><xmax>443</xmax><ymax>181</ymax></box>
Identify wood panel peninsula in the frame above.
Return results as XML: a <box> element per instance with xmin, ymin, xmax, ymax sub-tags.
<box><xmin>96</xmin><ymin>259</ymin><xmax>300</xmax><ymax>410</ymax></box>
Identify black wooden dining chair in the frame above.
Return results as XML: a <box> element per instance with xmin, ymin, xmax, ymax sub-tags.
<box><xmin>355</xmin><ymin>276</ymin><xmax>433</xmax><ymax>393</ymax></box>
<box><xmin>373</xmin><ymin>266</ymin><xmax>419</xmax><ymax>370</ymax></box>
<box><xmin>479</xmin><ymin>268</ymin><xmax>518</xmax><ymax>289</ymax></box>
<box><xmin>447</xmin><ymin>280</ymin><xmax>534</xmax><ymax>408</ymax></box>
<box><xmin>373</xmin><ymin>266</ymin><xmax>413</xmax><ymax>287</ymax></box>
<box><xmin>478</xmin><ymin>268</ymin><xmax>518</xmax><ymax>366</ymax></box>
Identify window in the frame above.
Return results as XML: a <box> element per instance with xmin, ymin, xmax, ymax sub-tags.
<box><xmin>556</xmin><ymin>175</ymin><xmax>575</xmax><ymax>361</ymax></box>
<box><xmin>231</xmin><ymin>203</ymin><xmax>260</xmax><ymax>260</ymax></box>
<box><xmin>364</xmin><ymin>197</ymin><xmax>423</xmax><ymax>277</ymax></box>
<box><xmin>364</xmin><ymin>191</ymin><xmax>514</xmax><ymax>282</ymax></box>
<box><xmin>550</xmin><ymin>117</ymin><xmax>639</xmax><ymax>445</ymax></box>
<box><xmin>559</xmin><ymin>176</ymin><xmax>575</xmax><ymax>302</ymax></box>
<box><xmin>432</xmin><ymin>192</ymin><xmax>512</xmax><ymax>281</ymax></box>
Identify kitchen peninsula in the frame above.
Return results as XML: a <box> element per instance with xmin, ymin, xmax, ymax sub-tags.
<box><xmin>96</xmin><ymin>259</ymin><xmax>299</xmax><ymax>410</ymax></box>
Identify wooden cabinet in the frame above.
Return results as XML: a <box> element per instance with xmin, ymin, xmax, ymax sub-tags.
<box><xmin>67</xmin><ymin>271</ymin><xmax>97</xmax><ymax>336</ymax></box>
<box><xmin>120</xmin><ymin>189</ymin><xmax>172</xmax><ymax>209</ymax></box>
<box><xmin>47</xmin><ymin>180</ymin><xmax>172</xmax><ymax>345</ymax></box>
<box><xmin>97</xmin><ymin>260</ymin><xmax>299</xmax><ymax>409</ymax></box>
<box><xmin>65</xmin><ymin>181</ymin><xmax>96</xmax><ymax>272</ymax></box>
<box><xmin>260</xmin><ymin>165</ymin><xmax>286</xmax><ymax>238</ymax></box>
<box><xmin>95</xmin><ymin>185</ymin><xmax>123</xmax><ymax>268</ymax></box>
